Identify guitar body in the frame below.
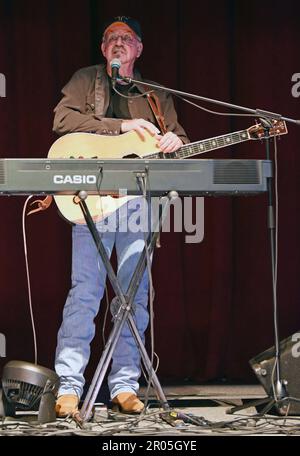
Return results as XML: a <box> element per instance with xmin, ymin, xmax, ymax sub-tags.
<box><xmin>48</xmin><ymin>131</ymin><xmax>159</xmax><ymax>224</ymax></box>
<box><xmin>48</xmin><ymin>130</ymin><xmax>160</xmax><ymax>160</ymax></box>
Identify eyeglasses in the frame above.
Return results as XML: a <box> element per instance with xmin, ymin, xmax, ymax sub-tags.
<box><xmin>104</xmin><ymin>33</ymin><xmax>138</xmax><ymax>46</ymax></box>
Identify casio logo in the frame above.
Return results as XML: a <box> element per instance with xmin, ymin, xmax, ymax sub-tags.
<box><xmin>53</xmin><ymin>175</ymin><xmax>97</xmax><ymax>184</ymax></box>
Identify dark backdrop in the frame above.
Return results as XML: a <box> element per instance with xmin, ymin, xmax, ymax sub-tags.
<box><xmin>0</xmin><ymin>0</ymin><xmax>300</xmax><ymax>385</ymax></box>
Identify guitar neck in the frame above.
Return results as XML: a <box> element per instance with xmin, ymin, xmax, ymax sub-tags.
<box><xmin>145</xmin><ymin>128</ymin><xmax>250</xmax><ymax>159</ymax></box>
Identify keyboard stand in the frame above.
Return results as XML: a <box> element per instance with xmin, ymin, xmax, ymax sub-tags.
<box><xmin>75</xmin><ymin>190</ymin><xmax>176</xmax><ymax>423</ymax></box>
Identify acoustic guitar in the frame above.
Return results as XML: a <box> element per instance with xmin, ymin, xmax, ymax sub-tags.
<box><xmin>47</xmin><ymin>120</ymin><xmax>287</xmax><ymax>224</ymax></box>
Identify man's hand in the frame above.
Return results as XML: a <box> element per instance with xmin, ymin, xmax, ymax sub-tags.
<box><xmin>121</xmin><ymin>119</ymin><xmax>183</xmax><ymax>153</ymax></box>
<box><xmin>156</xmin><ymin>132</ymin><xmax>183</xmax><ymax>153</ymax></box>
<box><xmin>121</xmin><ymin>119</ymin><xmax>160</xmax><ymax>140</ymax></box>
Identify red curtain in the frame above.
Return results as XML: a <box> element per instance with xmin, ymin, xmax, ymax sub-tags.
<box><xmin>1</xmin><ymin>0</ymin><xmax>300</xmax><ymax>384</ymax></box>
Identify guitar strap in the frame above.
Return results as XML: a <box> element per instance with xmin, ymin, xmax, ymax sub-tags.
<box><xmin>27</xmin><ymin>195</ymin><xmax>53</xmax><ymax>216</ymax></box>
<box><xmin>145</xmin><ymin>92</ymin><xmax>168</xmax><ymax>135</ymax></box>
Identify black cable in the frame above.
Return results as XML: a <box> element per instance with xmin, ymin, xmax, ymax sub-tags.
<box><xmin>112</xmin><ymin>84</ymin><xmax>154</xmax><ymax>99</ymax></box>
<box><xmin>175</xmin><ymin>94</ymin><xmax>257</xmax><ymax>118</ymax></box>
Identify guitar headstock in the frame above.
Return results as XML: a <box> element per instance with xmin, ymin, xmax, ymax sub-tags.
<box><xmin>248</xmin><ymin>119</ymin><xmax>288</xmax><ymax>140</ymax></box>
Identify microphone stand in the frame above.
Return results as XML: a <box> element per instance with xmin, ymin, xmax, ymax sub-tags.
<box><xmin>257</xmin><ymin>119</ymin><xmax>288</xmax><ymax>412</ymax></box>
<box><xmin>118</xmin><ymin>75</ymin><xmax>299</xmax><ymax>415</ymax></box>
<box><xmin>120</xmin><ymin>76</ymin><xmax>300</xmax><ymax>126</ymax></box>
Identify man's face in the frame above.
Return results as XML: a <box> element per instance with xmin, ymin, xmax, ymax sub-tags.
<box><xmin>101</xmin><ymin>24</ymin><xmax>143</xmax><ymax>66</ymax></box>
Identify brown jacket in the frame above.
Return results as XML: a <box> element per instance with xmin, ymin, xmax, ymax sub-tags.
<box><xmin>53</xmin><ymin>64</ymin><xmax>189</xmax><ymax>143</ymax></box>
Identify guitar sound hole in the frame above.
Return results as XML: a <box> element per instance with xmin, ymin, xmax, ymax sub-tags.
<box><xmin>123</xmin><ymin>153</ymin><xmax>140</xmax><ymax>159</ymax></box>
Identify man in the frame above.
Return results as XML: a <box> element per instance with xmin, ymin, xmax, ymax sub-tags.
<box><xmin>53</xmin><ymin>16</ymin><xmax>189</xmax><ymax>417</ymax></box>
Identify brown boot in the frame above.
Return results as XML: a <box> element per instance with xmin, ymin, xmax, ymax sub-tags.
<box><xmin>112</xmin><ymin>392</ymin><xmax>144</xmax><ymax>414</ymax></box>
<box><xmin>55</xmin><ymin>394</ymin><xmax>79</xmax><ymax>417</ymax></box>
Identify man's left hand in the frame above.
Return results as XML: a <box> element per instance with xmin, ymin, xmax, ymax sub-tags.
<box><xmin>156</xmin><ymin>132</ymin><xmax>183</xmax><ymax>153</ymax></box>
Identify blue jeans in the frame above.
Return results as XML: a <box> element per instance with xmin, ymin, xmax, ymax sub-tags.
<box><xmin>55</xmin><ymin>199</ymin><xmax>150</xmax><ymax>400</ymax></box>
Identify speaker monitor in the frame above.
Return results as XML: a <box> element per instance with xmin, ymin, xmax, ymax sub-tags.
<box><xmin>250</xmin><ymin>331</ymin><xmax>300</xmax><ymax>415</ymax></box>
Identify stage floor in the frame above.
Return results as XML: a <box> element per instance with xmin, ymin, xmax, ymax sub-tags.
<box><xmin>1</xmin><ymin>384</ymin><xmax>300</xmax><ymax>437</ymax></box>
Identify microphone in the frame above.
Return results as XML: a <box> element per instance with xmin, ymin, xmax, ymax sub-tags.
<box><xmin>110</xmin><ymin>58</ymin><xmax>121</xmax><ymax>86</ymax></box>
